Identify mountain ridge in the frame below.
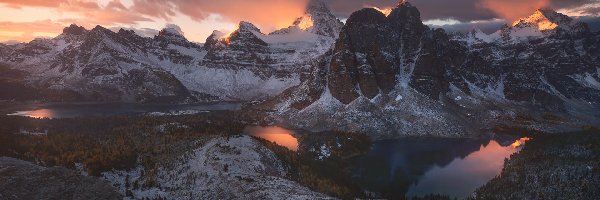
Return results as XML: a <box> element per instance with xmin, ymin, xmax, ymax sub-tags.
<box><xmin>257</xmin><ymin>5</ymin><xmax>600</xmax><ymax>138</ymax></box>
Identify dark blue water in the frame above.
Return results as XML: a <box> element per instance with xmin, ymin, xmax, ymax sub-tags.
<box><xmin>352</xmin><ymin>137</ymin><xmax>527</xmax><ymax>199</ymax></box>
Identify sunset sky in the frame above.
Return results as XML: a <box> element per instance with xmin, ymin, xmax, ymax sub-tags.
<box><xmin>1</xmin><ymin>0</ymin><xmax>599</xmax><ymax>43</ymax></box>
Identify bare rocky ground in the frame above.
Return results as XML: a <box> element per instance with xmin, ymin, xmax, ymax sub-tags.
<box><xmin>0</xmin><ymin>157</ymin><xmax>122</xmax><ymax>200</ymax></box>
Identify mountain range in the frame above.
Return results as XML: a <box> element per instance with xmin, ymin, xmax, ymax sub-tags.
<box><xmin>1</xmin><ymin>0</ymin><xmax>599</xmax><ymax>137</ymax></box>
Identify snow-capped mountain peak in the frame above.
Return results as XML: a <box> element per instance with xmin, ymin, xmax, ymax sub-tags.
<box><xmin>457</xmin><ymin>9</ymin><xmax>589</xmax><ymax>44</ymax></box>
<box><xmin>271</xmin><ymin>0</ymin><xmax>343</xmax><ymax>38</ymax></box>
<box><xmin>237</xmin><ymin>21</ymin><xmax>262</xmax><ymax>33</ymax></box>
<box><xmin>512</xmin><ymin>9</ymin><xmax>576</xmax><ymax>31</ymax></box>
<box><xmin>159</xmin><ymin>27</ymin><xmax>184</xmax><ymax>38</ymax></box>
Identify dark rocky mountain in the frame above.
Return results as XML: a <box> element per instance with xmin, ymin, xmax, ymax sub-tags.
<box><xmin>260</xmin><ymin>2</ymin><xmax>600</xmax><ymax>138</ymax></box>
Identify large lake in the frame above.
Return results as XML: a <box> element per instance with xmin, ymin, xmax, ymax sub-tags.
<box><xmin>245</xmin><ymin>126</ymin><xmax>529</xmax><ymax>199</ymax></box>
<box><xmin>6</xmin><ymin>102</ymin><xmax>241</xmax><ymax>119</ymax></box>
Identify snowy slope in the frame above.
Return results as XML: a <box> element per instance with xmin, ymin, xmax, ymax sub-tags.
<box><xmin>102</xmin><ymin>135</ymin><xmax>332</xmax><ymax>200</ymax></box>
<box><xmin>0</xmin><ymin>0</ymin><xmax>344</xmax><ymax>102</ymax></box>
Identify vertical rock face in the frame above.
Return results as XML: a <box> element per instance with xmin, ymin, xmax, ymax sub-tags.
<box><xmin>328</xmin><ymin>2</ymin><xmax>459</xmax><ymax>103</ymax></box>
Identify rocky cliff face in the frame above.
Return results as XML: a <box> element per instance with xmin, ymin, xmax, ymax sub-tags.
<box><xmin>263</xmin><ymin>2</ymin><xmax>600</xmax><ymax>138</ymax></box>
<box><xmin>327</xmin><ymin>2</ymin><xmax>459</xmax><ymax>103</ymax></box>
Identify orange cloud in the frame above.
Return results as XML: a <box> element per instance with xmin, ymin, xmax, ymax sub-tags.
<box><xmin>57</xmin><ymin>0</ymin><xmax>152</xmax><ymax>25</ymax></box>
<box><xmin>0</xmin><ymin>20</ymin><xmax>65</xmax><ymax>42</ymax></box>
<box><xmin>479</xmin><ymin>0</ymin><xmax>550</xmax><ymax>22</ymax></box>
<box><xmin>0</xmin><ymin>0</ymin><xmax>65</xmax><ymax>8</ymax></box>
<box><xmin>135</xmin><ymin>0</ymin><xmax>310</xmax><ymax>32</ymax></box>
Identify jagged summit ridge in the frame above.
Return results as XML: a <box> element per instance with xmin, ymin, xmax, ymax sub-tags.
<box><xmin>62</xmin><ymin>24</ymin><xmax>87</xmax><ymax>35</ymax></box>
<box><xmin>512</xmin><ymin>9</ymin><xmax>585</xmax><ymax>31</ymax></box>
<box><xmin>271</xmin><ymin>0</ymin><xmax>343</xmax><ymax>38</ymax></box>
<box><xmin>456</xmin><ymin>8</ymin><xmax>590</xmax><ymax>44</ymax></box>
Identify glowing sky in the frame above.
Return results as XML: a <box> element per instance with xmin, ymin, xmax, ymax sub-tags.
<box><xmin>1</xmin><ymin>0</ymin><xmax>599</xmax><ymax>43</ymax></box>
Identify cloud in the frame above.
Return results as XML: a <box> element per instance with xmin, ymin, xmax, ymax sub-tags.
<box><xmin>478</xmin><ymin>0</ymin><xmax>550</xmax><ymax>22</ymax></box>
<box><xmin>0</xmin><ymin>0</ymin><xmax>65</xmax><ymax>8</ymax></box>
<box><xmin>57</xmin><ymin>0</ymin><xmax>152</xmax><ymax>25</ymax></box>
<box><xmin>168</xmin><ymin>0</ymin><xmax>308</xmax><ymax>31</ymax></box>
<box><xmin>0</xmin><ymin>20</ymin><xmax>66</xmax><ymax>42</ymax></box>
<box><xmin>428</xmin><ymin>19</ymin><xmax>507</xmax><ymax>34</ymax></box>
<box><xmin>131</xmin><ymin>0</ymin><xmax>176</xmax><ymax>20</ymax></box>
<box><xmin>326</xmin><ymin>0</ymin><xmax>597</xmax><ymax>22</ymax></box>
<box><xmin>1</xmin><ymin>0</ymin><xmax>600</xmax><ymax>43</ymax></box>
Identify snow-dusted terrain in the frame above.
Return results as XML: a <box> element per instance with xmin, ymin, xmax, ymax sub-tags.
<box><xmin>0</xmin><ymin>0</ymin><xmax>342</xmax><ymax>102</ymax></box>
<box><xmin>101</xmin><ymin>135</ymin><xmax>332</xmax><ymax>200</ymax></box>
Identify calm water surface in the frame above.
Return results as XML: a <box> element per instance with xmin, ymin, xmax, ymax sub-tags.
<box><xmin>245</xmin><ymin>126</ymin><xmax>530</xmax><ymax>199</ymax></box>
<box><xmin>6</xmin><ymin>102</ymin><xmax>241</xmax><ymax>119</ymax></box>
<box><xmin>245</xmin><ymin>126</ymin><xmax>299</xmax><ymax>151</ymax></box>
<box><xmin>353</xmin><ymin>137</ymin><xmax>529</xmax><ymax>199</ymax></box>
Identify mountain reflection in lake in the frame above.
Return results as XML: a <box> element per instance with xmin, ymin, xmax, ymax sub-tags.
<box><xmin>245</xmin><ymin>126</ymin><xmax>299</xmax><ymax>151</ymax></box>
<box><xmin>352</xmin><ymin>137</ymin><xmax>528</xmax><ymax>199</ymax></box>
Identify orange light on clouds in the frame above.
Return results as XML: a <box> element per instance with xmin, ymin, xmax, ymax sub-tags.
<box><xmin>479</xmin><ymin>0</ymin><xmax>549</xmax><ymax>22</ymax></box>
<box><xmin>510</xmin><ymin>137</ymin><xmax>531</xmax><ymax>148</ymax></box>
<box><xmin>0</xmin><ymin>0</ymin><xmax>310</xmax><ymax>43</ymax></box>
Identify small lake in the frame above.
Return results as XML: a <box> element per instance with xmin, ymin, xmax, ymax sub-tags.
<box><xmin>6</xmin><ymin>102</ymin><xmax>241</xmax><ymax>119</ymax></box>
<box><xmin>353</xmin><ymin>136</ymin><xmax>530</xmax><ymax>199</ymax></box>
<box><xmin>245</xmin><ymin>126</ymin><xmax>299</xmax><ymax>151</ymax></box>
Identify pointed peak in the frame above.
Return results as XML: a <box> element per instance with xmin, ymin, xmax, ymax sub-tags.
<box><xmin>397</xmin><ymin>0</ymin><xmax>412</xmax><ymax>7</ymax></box>
<box><xmin>159</xmin><ymin>24</ymin><xmax>185</xmax><ymax>37</ymax></box>
<box><xmin>237</xmin><ymin>21</ymin><xmax>261</xmax><ymax>32</ymax></box>
<box><xmin>511</xmin><ymin>8</ymin><xmax>575</xmax><ymax>31</ymax></box>
<box><xmin>209</xmin><ymin>30</ymin><xmax>225</xmax><ymax>37</ymax></box>
<box><xmin>306</xmin><ymin>0</ymin><xmax>330</xmax><ymax>14</ymax></box>
<box><xmin>91</xmin><ymin>25</ymin><xmax>111</xmax><ymax>33</ymax></box>
<box><xmin>117</xmin><ymin>28</ymin><xmax>135</xmax><ymax>35</ymax></box>
<box><xmin>62</xmin><ymin>24</ymin><xmax>87</xmax><ymax>35</ymax></box>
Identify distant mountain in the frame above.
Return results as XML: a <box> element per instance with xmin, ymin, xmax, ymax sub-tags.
<box><xmin>0</xmin><ymin>0</ymin><xmax>342</xmax><ymax>102</ymax></box>
<box><xmin>271</xmin><ymin>0</ymin><xmax>344</xmax><ymax>38</ymax></box>
<box><xmin>459</xmin><ymin>9</ymin><xmax>590</xmax><ymax>43</ymax></box>
<box><xmin>259</xmin><ymin>2</ymin><xmax>600</xmax><ymax>138</ymax></box>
